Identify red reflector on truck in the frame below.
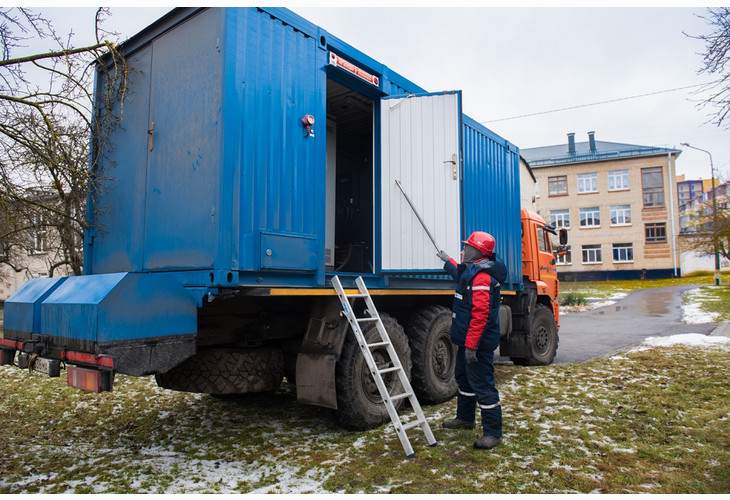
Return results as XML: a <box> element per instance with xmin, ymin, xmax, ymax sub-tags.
<box><xmin>67</xmin><ymin>365</ymin><xmax>113</xmax><ymax>393</ymax></box>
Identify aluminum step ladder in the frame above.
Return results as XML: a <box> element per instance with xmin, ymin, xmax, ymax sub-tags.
<box><xmin>331</xmin><ymin>275</ymin><xmax>437</xmax><ymax>457</ymax></box>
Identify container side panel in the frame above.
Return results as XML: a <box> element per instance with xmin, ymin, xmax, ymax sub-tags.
<box><xmin>238</xmin><ymin>9</ymin><xmax>323</xmax><ymax>271</ymax></box>
<box><xmin>89</xmin><ymin>47</ymin><xmax>152</xmax><ymax>274</ymax></box>
<box><xmin>380</xmin><ymin>93</ymin><xmax>462</xmax><ymax>271</ymax></box>
<box><xmin>143</xmin><ymin>8</ymin><xmax>224</xmax><ymax>271</ymax></box>
<box><xmin>462</xmin><ymin>117</ymin><xmax>522</xmax><ymax>290</ymax></box>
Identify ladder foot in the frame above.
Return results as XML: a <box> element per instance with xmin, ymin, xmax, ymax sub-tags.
<box><xmin>429</xmin><ymin>442</ymin><xmax>438</xmax><ymax>447</ymax></box>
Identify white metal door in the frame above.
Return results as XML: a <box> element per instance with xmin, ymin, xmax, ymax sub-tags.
<box><xmin>380</xmin><ymin>92</ymin><xmax>462</xmax><ymax>272</ymax></box>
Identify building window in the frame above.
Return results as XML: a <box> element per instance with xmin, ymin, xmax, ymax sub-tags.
<box><xmin>582</xmin><ymin>244</ymin><xmax>602</xmax><ymax>264</ymax></box>
<box><xmin>612</xmin><ymin>243</ymin><xmax>634</xmax><ymax>262</ymax></box>
<box><xmin>548</xmin><ymin>175</ymin><xmax>568</xmax><ymax>196</ymax></box>
<box><xmin>645</xmin><ymin>223</ymin><xmax>667</xmax><ymax>243</ymax></box>
<box><xmin>550</xmin><ymin>209</ymin><xmax>570</xmax><ymax>229</ymax></box>
<box><xmin>610</xmin><ymin>205</ymin><xmax>632</xmax><ymax>226</ymax></box>
<box><xmin>30</xmin><ymin>213</ymin><xmax>47</xmax><ymax>255</ymax></box>
<box><xmin>608</xmin><ymin>169</ymin><xmax>630</xmax><ymax>191</ymax></box>
<box><xmin>557</xmin><ymin>245</ymin><xmax>572</xmax><ymax>265</ymax></box>
<box><xmin>579</xmin><ymin>207</ymin><xmax>601</xmax><ymax>228</ymax></box>
<box><xmin>577</xmin><ymin>173</ymin><xmax>598</xmax><ymax>194</ymax></box>
<box><xmin>642</xmin><ymin>167</ymin><xmax>664</xmax><ymax>207</ymax></box>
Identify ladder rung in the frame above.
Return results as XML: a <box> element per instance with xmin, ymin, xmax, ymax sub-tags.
<box><xmin>367</xmin><ymin>341</ymin><xmax>390</xmax><ymax>348</ymax></box>
<box><xmin>345</xmin><ymin>293</ymin><xmax>368</xmax><ymax>298</ymax></box>
<box><xmin>389</xmin><ymin>392</ymin><xmax>413</xmax><ymax>402</ymax></box>
<box><xmin>378</xmin><ymin>366</ymin><xmax>400</xmax><ymax>374</ymax></box>
<box><xmin>402</xmin><ymin>420</ymin><xmax>426</xmax><ymax>432</ymax></box>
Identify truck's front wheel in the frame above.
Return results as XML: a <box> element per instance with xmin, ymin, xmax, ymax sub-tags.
<box><xmin>511</xmin><ymin>304</ymin><xmax>558</xmax><ymax>366</ymax></box>
<box><xmin>405</xmin><ymin>305</ymin><xmax>457</xmax><ymax>404</ymax></box>
<box><xmin>333</xmin><ymin>313</ymin><xmax>412</xmax><ymax>430</ymax></box>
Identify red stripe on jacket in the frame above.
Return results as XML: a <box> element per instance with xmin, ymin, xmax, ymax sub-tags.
<box><xmin>465</xmin><ymin>272</ymin><xmax>492</xmax><ymax>350</ymax></box>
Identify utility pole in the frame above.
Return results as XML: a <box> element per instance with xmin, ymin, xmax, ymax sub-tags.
<box><xmin>681</xmin><ymin>143</ymin><xmax>720</xmax><ymax>285</ymax></box>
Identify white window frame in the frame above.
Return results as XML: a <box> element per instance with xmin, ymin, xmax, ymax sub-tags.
<box><xmin>550</xmin><ymin>209</ymin><xmax>570</xmax><ymax>229</ymax></box>
<box><xmin>556</xmin><ymin>245</ymin><xmax>572</xmax><ymax>265</ymax></box>
<box><xmin>582</xmin><ymin>244</ymin><xmax>602</xmax><ymax>264</ymax></box>
<box><xmin>610</xmin><ymin>205</ymin><xmax>632</xmax><ymax>226</ymax></box>
<box><xmin>30</xmin><ymin>213</ymin><xmax>47</xmax><ymax>255</ymax></box>
<box><xmin>612</xmin><ymin>243</ymin><xmax>634</xmax><ymax>263</ymax></box>
<box><xmin>579</xmin><ymin>207</ymin><xmax>601</xmax><ymax>228</ymax></box>
<box><xmin>577</xmin><ymin>173</ymin><xmax>598</xmax><ymax>194</ymax></box>
<box><xmin>608</xmin><ymin>169</ymin><xmax>629</xmax><ymax>191</ymax></box>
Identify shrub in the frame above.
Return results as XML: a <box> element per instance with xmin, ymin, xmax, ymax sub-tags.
<box><xmin>561</xmin><ymin>291</ymin><xmax>588</xmax><ymax>306</ymax></box>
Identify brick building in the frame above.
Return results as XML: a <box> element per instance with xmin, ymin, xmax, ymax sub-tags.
<box><xmin>521</xmin><ymin>132</ymin><xmax>681</xmax><ymax>281</ymax></box>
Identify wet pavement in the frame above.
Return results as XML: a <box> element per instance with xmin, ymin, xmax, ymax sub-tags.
<box><xmin>498</xmin><ymin>285</ymin><xmax>719</xmax><ymax>365</ymax></box>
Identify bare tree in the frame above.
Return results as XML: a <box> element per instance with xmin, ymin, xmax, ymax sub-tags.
<box><xmin>0</xmin><ymin>7</ymin><xmax>127</xmax><ymax>276</ymax></box>
<box><xmin>681</xmin><ymin>196</ymin><xmax>730</xmax><ymax>264</ymax></box>
<box><xmin>688</xmin><ymin>7</ymin><xmax>730</xmax><ymax>129</ymax></box>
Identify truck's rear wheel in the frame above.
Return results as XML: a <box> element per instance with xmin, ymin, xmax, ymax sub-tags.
<box><xmin>155</xmin><ymin>348</ymin><xmax>283</xmax><ymax>394</ymax></box>
<box><xmin>333</xmin><ymin>313</ymin><xmax>411</xmax><ymax>430</ymax></box>
<box><xmin>511</xmin><ymin>304</ymin><xmax>558</xmax><ymax>366</ymax></box>
<box><xmin>405</xmin><ymin>305</ymin><xmax>457</xmax><ymax>404</ymax></box>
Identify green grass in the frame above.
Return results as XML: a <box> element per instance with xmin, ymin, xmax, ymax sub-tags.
<box><xmin>1</xmin><ymin>342</ymin><xmax>728</xmax><ymax>494</ymax></box>
<box><xmin>1</xmin><ymin>275</ymin><xmax>728</xmax><ymax>493</ymax></box>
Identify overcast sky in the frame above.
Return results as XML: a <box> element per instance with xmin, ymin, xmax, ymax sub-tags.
<box><xmin>31</xmin><ymin>4</ymin><xmax>730</xmax><ymax>182</ymax></box>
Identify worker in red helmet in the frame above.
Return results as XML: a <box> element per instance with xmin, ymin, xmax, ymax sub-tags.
<box><xmin>437</xmin><ymin>231</ymin><xmax>507</xmax><ymax>450</ymax></box>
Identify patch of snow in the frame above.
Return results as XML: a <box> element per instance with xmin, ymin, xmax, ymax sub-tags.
<box><xmin>633</xmin><ymin>333</ymin><xmax>730</xmax><ymax>351</ymax></box>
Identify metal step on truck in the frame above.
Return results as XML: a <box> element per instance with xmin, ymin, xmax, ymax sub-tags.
<box><xmin>0</xmin><ymin>7</ymin><xmax>566</xmax><ymax>430</ymax></box>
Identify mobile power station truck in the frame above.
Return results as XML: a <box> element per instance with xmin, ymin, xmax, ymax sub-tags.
<box><xmin>0</xmin><ymin>7</ymin><xmax>566</xmax><ymax>430</ymax></box>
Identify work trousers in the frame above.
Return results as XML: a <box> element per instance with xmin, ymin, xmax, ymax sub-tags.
<box><xmin>454</xmin><ymin>344</ymin><xmax>502</xmax><ymax>437</ymax></box>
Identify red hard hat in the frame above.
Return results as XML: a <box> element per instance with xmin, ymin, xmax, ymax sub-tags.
<box><xmin>463</xmin><ymin>231</ymin><xmax>495</xmax><ymax>256</ymax></box>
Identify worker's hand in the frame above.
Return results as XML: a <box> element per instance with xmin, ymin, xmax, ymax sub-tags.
<box><xmin>465</xmin><ymin>348</ymin><xmax>478</xmax><ymax>364</ymax></box>
<box><xmin>437</xmin><ymin>250</ymin><xmax>450</xmax><ymax>262</ymax></box>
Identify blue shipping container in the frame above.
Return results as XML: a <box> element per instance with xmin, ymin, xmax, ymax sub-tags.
<box><xmin>85</xmin><ymin>6</ymin><xmax>522</xmax><ymax>292</ymax></box>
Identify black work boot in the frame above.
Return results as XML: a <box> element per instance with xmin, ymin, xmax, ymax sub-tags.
<box><xmin>442</xmin><ymin>418</ymin><xmax>475</xmax><ymax>430</ymax></box>
<box><xmin>474</xmin><ymin>435</ymin><xmax>502</xmax><ymax>449</ymax></box>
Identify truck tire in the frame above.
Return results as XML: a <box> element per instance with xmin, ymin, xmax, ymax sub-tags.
<box><xmin>511</xmin><ymin>304</ymin><xmax>558</xmax><ymax>366</ymax></box>
<box><xmin>405</xmin><ymin>305</ymin><xmax>457</xmax><ymax>404</ymax></box>
<box><xmin>155</xmin><ymin>348</ymin><xmax>283</xmax><ymax>394</ymax></box>
<box><xmin>333</xmin><ymin>313</ymin><xmax>412</xmax><ymax>430</ymax></box>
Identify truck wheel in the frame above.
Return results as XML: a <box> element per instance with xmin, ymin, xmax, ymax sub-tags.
<box><xmin>511</xmin><ymin>304</ymin><xmax>558</xmax><ymax>366</ymax></box>
<box><xmin>155</xmin><ymin>348</ymin><xmax>283</xmax><ymax>394</ymax></box>
<box><xmin>405</xmin><ymin>305</ymin><xmax>457</xmax><ymax>404</ymax></box>
<box><xmin>333</xmin><ymin>313</ymin><xmax>412</xmax><ymax>430</ymax></box>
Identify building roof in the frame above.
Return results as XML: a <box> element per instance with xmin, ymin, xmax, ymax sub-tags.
<box><xmin>521</xmin><ymin>138</ymin><xmax>681</xmax><ymax>168</ymax></box>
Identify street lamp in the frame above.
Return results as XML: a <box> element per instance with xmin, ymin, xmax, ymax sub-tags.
<box><xmin>680</xmin><ymin>142</ymin><xmax>721</xmax><ymax>285</ymax></box>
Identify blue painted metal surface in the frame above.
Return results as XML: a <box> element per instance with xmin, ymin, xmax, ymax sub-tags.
<box><xmin>40</xmin><ymin>273</ymin><xmax>197</xmax><ymax>343</ymax></box>
<box><xmin>4</xmin><ymin>277</ymin><xmax>66</xmax><ymax>335</ymax></box>
<box><xmin>462</xmin><ymin>116</ymin><xmax>523</xmax><ymax>291</ymax></box>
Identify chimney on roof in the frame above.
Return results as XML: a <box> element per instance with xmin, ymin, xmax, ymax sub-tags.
<box><xmin>588</xmin><ymin>131</ymin><xmax>596</xmax><ymax>153</ymax></box>
<box><xmin>568</xmin><ymin>132</ymin><xmax>576</xmax><ymax>155</ymax></box>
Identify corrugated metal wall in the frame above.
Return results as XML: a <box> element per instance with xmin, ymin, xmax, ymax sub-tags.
<box><xmin>462</xmin><ymin>116</ymin><xmax>523</xmax><ymax>291</ymax></box>
<box><xmin>231</xmin><ymin>9</ymin><xmax>324</xmax><ymax>272</ymax></box>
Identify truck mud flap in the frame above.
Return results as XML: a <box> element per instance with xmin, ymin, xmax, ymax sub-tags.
<box><xmin>4</xmin><ymin>273</ymin><xmax>198</xmax><ymax>376</ymax></box>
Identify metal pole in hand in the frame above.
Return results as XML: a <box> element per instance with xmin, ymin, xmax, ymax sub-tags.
<box><xmin>394</xmin><ymin>179</ymin><xmax>441</xmax><ymax>252</ymax></box>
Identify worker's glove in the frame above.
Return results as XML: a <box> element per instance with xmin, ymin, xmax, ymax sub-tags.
<box><xmin>437</xmin><ymin>250</ymin><xmax>450</xmax><ymax>262</ymax></box>
<box><xmin>465</xmin><ymin>348</ymin><xmax>478</xmax><ymax>364</ymax></box>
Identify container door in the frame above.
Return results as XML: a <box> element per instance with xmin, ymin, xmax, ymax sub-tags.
<box><xmin>143</xmin><ymin>8</ymin><xmax>223</xmax><ymax>271</ymax></box>
<box><xmin>380</xmin><ymin>91</ymin><xmax>462</xmax><ymax>272</ymax></box>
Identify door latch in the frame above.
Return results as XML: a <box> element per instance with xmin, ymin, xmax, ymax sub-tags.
<box><xmin>443</xmin><ymin>153</ymin><xmax>458</xmax><ymax>180</ymax></box>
